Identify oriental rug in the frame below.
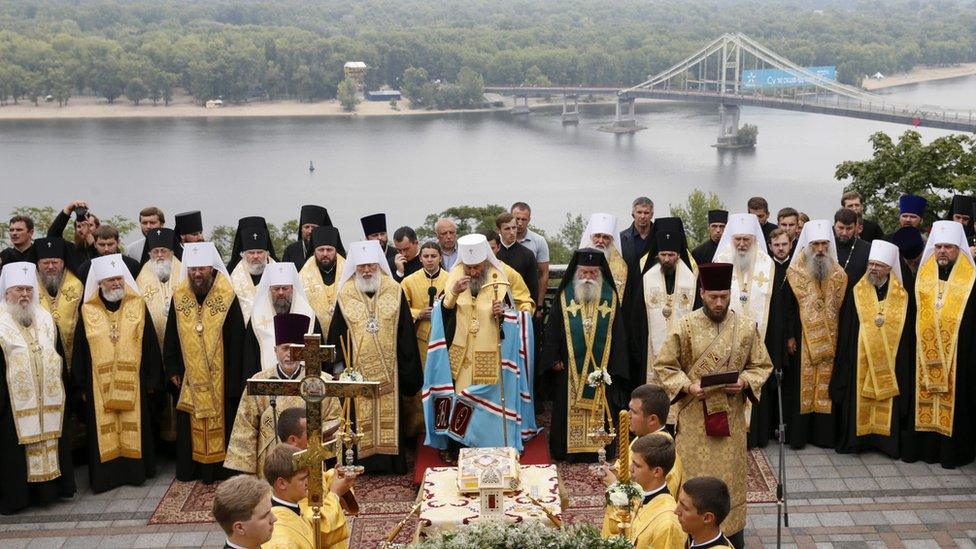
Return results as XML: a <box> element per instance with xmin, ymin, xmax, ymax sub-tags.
<box><xmin>149</xmin><ymin>448</ymin><xmax>777</xmax><ymax>546</ymax></box>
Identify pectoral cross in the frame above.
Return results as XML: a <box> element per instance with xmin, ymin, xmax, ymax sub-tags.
<box><xmin>245</xmin><ymin>334</ymin><xmax>379</xmax><ymax>549</ymax></box>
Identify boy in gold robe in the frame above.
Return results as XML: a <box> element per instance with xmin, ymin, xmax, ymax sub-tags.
<box><xmin>675</xmin><ymin>477</ymin><xmax>735</xmax><ymax>549</ymax></box>
<box><xmin>622</xmin><ymin>434</ymin><xmax>685</xmax><ymax>549</ymax></box>
<box><xmin>262</xmin><ymin>443</ymin><xmax>354</xmax><ymax>549</ymax></box>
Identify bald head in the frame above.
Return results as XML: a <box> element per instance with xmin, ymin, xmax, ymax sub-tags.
<box><xmin>435</xmin><ymin>218</ymin><xmax>458</xmax><ymax>253</ymax></box>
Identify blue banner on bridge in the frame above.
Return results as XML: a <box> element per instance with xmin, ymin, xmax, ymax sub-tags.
<box><xmin>741</xmin><ymin>66</ymin><xmax>836</xmax><ymax>89</ymax></box>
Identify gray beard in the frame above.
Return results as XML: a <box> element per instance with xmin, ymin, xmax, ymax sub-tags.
<box><xmin>867</xmin><ymin>271</ymin><xmax>888</xmax><ymax>288</ymax></box>
<box><xmin>40</xmin><ymin>271</ymin><xmax>63</xmax><ymax>295</ymax></box>
<box><xmin>806</xmin><ymin>254</ymin><xmax>832</xmax><ymax>282</ymax></box>
<box><xmin>152</xmin><ymin>258</ymin><xmax>172</xmax><ymax>283</ymax></box>
<box><xmin>272</xmin><ymin>297</ymin><xmax>292</xmax><ymax>315</ymax></box>
<box><xmin>5</xmin><ymin>301</ymin><xmax>34</xmax><ymax>327</ymax></box>
<box><xmin>354</xmin><ymin>274</ymin><xmax>380</xmax><ymax>294</ymax></box>
<box><xmin>733</xmin><ymin>249</ymin><xmax>754</xmax><ymax>273</ymax></box>
<box><xmin>469</xmin><ymin>271</ymin><xmax>488</xmax><ymax>298</ymax></box>
<box><xmin>573</xmin><ymin>276</ymin><xmax>602</xmax><ymax>304</ymax></box>
<box><xmin>101</xmin><ymin>287</ymin><xmax>125</xmax><ymax>303</ymax></box>
<box><xmin>245</xmin><ymin>260</ymin><xmax>266</xmax><ymax>277</ymax></box>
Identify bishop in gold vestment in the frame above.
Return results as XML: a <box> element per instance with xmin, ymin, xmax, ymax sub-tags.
<box><xmin>579</xmin><ymin>213</ymin><xmax>630</xmax><ymax>303</ymax></box>
<box><xmin>327</xmin><ymin>240</ymin><xmax>422</xmax><ymax>474</ymax></box>
<box><xmin>299</xmin><ymin>226</ymin><xmax>345</xmax><ymax>340</ymax></box>
<box><xmin>0</xmin><ymin>262</ymin><xmax>75</xmax><ymax>514</ymax></box>
<box><xmin>163</xmin><ymin>243</ymin><xmax>247</xmax><ymax>484</ymax></box>
<box><xmin>902</xmin><ymin>221</ymin><xmax>976</xmax><ymax>468</ymax></box>
<box><xmin>35</xmin><ymin>238</ymin><xmax>83</xmax><ymax>368</ymax></box>
<box><xmin>831</xmin><ymin>240</ymin><xmax>914</xmax><ymax>458</ymax></box>
<box><xmin>784</xmin><ymin>220</ymin><xmax>847</xmax><ymax>449</ymax></box>
<box><xmin>653</xmin><ymin>263</ymin><xmax>771</xmax><ymax>542</ymax></box>
<box><xmin>73</xmin><ymin>254</ymin><xmax>163</xmax><ymax>493</ymax></box>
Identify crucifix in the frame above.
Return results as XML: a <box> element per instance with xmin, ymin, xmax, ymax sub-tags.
<box><xmin>246</xmin><ymin>333</ymin><xmax>379</xmax><ymax>549</ymax></box>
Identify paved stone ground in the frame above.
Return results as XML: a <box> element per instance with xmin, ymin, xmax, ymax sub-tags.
<box><xmin>0</xmin><ymin>445</ymin><xmax>974</xmax><ymax>548</ymax></box>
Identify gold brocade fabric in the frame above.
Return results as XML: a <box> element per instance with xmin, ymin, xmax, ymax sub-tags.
<box><xmin>230</xmin><ymin>259</ymin><xmax>273</xmax><ymax>325</ymax></box>
<box><xmin>173</xmin><ymin>274</ymin><xmax>235</xmax><ymax>464</ymax></box>
<box><xmin>442</xmin><ymin>264</ymin><xmax>505</xmax><ymax>391</ymax></box>
<box><xmin>914</xmin><ymin>256</ymin><xmax>975</xmax><ymax>436</ymax></box>
<box><xmin>81</xmin><ymin>291</ymin><xmax>145</xmax><ymax>462</ymax></box>
<box><xmin>608</xmin><ymin>248</ymin><xmax>628</xmax><ymax>304</ymax></box>
<box><xmin>400</xmin><ymin>268</ymin><xmax>448</xmax><ymax>438</ymax></box>
<box><xmin>336</xmin><ymin>276</ymin><xmax>402</xmax><ymax>457</ymax></box>
<box><xmin>642</xmin><ymin>262</ymin><xmax>696</xmax><ymax>377</ymax></box>
<box><xmin>300</xmin><ymin>255</ymin><xmax>345</xmax><ymax>337</ymax></box>
<box><xmin>225</xmin><ymin>367</ymin><xmax>341</xmax><ymax>477</ymax></box>
<box><xmin>852</xmin><ymin>276</ymin><xmax>907</xmax><ymax>437</ymax></box>
<box><xmin>0</xmin><ymin>309</ymin><xmax>66</xmax><ymax>482</ymax></box>
<box><xmin>786</xmin><ymin>255</ymin><xmax>847</xmax><ymax>414</ymax></box>
<box><xmin>136</xmin><ymin>258</ymin><xmax>183</xmax><ymax>349</ymax></box>
<box><xmin>652</xmin><ymin>310</ymin><xmax>772</xmax><ymax>536</ymax></box>
<box><xmin>38</xmin><ymin>270</ymin><xmax>82</xmax><ymax>368</ymax></box>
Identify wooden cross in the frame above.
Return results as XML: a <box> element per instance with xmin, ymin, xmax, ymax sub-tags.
<box><xmin>245</xmin><ymin>333</ymin><xmax>379</xmax><ymax>549</ymax></box>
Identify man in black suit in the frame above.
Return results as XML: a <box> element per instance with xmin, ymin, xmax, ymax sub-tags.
<box><xmin>841</xmin><ymin>191</ymin><xmax>884</xmax><ymax>242</ymax></box>
<box><xmin>619</xmin><ymin>196</ymin><xmax>654</xmax><ymax>271</ymax></box>
<box><xmin>833</xmin><ymin>207</ymin><xmax>870</xmax><ymax>290</ymax></box>
<box><xmin>747</xmin><ymin>196</ymin><xmax>778</xmax><ymax>244</ymax></box>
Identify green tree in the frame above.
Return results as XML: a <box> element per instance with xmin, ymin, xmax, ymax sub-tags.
<box><xmin>557</xmin><ymin>213</ymin><xmax>586</xmax><ymax>252</ymax></box>
<box><xmin>835</xmin><ymin>130</ymin><xmax>976</xmax><ymax>231</ymax></box>
<box><xmin>401</xmin><ymin>66</ymin><xmax>429</xmax><ymax>107</ymax></box>
<box><xmin>522</xmin><ymin>65</ymin><xmax>553</xmax><ymax>87</ymax></box>
<box><xmin>337</xmin><ymin>77</ymin><xmax>360</xmax><ymax>111</ymax></box>
<box><xmin>670</xmin><ymin>189</ymin><xmax>726</xmax><ymax>247</ymax></box>
<box><xmin>456</xmin><ymin>66</ymin><xmax>484</xmax><ymax>107</ymax></box>
<box><xmin>736</xmin><ymin>124</ymin><xmax>758</xmax><ymax>147</ymax></box>
<box><xmin>417</xmin><ymin>205</ymin><xmax>506</xmax><ymax>239</ymax></box>
<box><xmin>210</xmin><ymin>225</ymin><xmax>235</xmax><ymax>262</ymax></box>
<box><xmin>125</xmin><ymin>77</ymin><xmax>149</xmax><ymax>105</ymax></box>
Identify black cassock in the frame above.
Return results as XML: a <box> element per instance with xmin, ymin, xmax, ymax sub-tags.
<box><xmin>282</xmin><ymin>240</ymin><xmax>312</xmax><ymax>271</ymax></box>
<box><xmin>748</xmin><ymin>257</ymin><xmax>793</xmax><ymax>449</ymax></box>
<box><xmin>830</xmin><ymin>279</ymin><xmax>916</xmax><ymax>459</ymax></box>
<box><xmin>0</xmin><ymin>335</ymin><xmax>75</xmax><ymax>514</ymax></box>
<box><xmin>539</xmin><ymin>293</ymin><xmax>630</xmax><ymax>462</ymax></box>
<box><xmin>163</xmin><ymin>295</ymin><xmax>246</xmax><ymax>483</ymax></box>
<box><xmin>691</xmin><ymin>238</ymin><xmax>719</xmax><ymax>266</ymax></box>
<box><xmin>838</xmin><ymin>239</ymin><xmax>870</xmax><ymax>292</ymax></box>
<box><xmin>901</xmin><ymin>268</ymin><xmax>976</xmax><ymax>469</ymax></box>
<box><xmin>72</xmin><ymin>299</ymin><xmax>163</xmax><ymax>493</ymax></box>
<box><xmin>326</xmin><ymin>291</ymin><xmax>422</xmax><ymax>474</ymax></box>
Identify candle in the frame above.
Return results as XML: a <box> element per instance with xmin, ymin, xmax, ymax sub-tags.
<box><xmin>617</xmin><ymin>410</ymin><xmax>631</xmax><ymax>483</ymax></box>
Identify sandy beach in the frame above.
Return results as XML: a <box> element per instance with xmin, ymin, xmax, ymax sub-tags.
<box><xmin>0</xmin><ymin>92</ymin><xmax>505</xmax><ymax>120</ymax></box>
<box><xmin>861</xmin><ymin>63</ymin><xmax>976</xmax><ymax>90</ymax></box>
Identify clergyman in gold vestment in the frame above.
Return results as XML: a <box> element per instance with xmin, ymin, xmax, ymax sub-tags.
<box><xmin>653</xmin><ymin>263</ymin><xmax>771</xmax><ymax>548</ymax></box>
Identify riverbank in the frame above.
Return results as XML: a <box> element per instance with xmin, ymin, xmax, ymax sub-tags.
<box><xmin>861</xmin><ymin>63</ymin><xmax>976</xmax><ymax>90</ymax></box>
<box><xmin>0</xmin><ymin>93</ymin><xmax>505</xmax><ymax>120</ymax></box>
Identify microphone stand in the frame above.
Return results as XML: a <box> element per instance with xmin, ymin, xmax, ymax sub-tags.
<box><xmin>774</xmin><ymin>365</ymin><xmax>789</xmax><ymax>547</ymax></box>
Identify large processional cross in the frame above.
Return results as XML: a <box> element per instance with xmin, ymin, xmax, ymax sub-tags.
<box><xmin>246</xmin><ymin>333</ymin><xmax>379</xmax><ymax>549</ymax></box>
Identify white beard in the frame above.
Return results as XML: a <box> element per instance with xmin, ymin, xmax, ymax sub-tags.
<box><xmin>152</xmin><ymin>258</ymin><xmax>172</xmax><ymax>283</ymax></box>
<box><xmin>272</xmin><ymin>297</ymin><xmax>292</xmax><ymax>314</ymax></box>
<box><xmin>355</xmin><ymin>273</ymin><xmax>380</xmax><ymax>294</ymax></box>
<box><xmin>5</xmin><ymin>301</ymin><xmax>35</xmax><ymax>327</ymax></box>
<box><xmin>102</xmin><ymin>287</ymin><xmax>125</xmax><ymax>303</ymax></box>
<box><xmin>245</xmin><ymin>260</ymin><xmax>266</xmax><ymax>277</ymax></box>
<box><xmin>733</xmin><ymin>248</ymin><xmax>754</xmax><ymax>274</ymax></box>
<box><xmin>573</xmin><ymin>274</ymin><xmax>603</xmax><ymax>304</ymax></box>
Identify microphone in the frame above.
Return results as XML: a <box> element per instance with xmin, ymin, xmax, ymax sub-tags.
<box><xmin>428</xmin><ymin>286</ymin><xmax>437</xmax><ymax>307</ymax></box>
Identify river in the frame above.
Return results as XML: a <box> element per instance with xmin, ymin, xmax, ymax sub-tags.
<box><xmin>1</xmin><ymin>75</ymin><xmax>973</xmax><ymax>242</ymax></box>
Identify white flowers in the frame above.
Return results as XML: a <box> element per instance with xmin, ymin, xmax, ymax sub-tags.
<box><xmin>587</xmin><ymin>369</ymin><xmax>613</xmax><ymax>388</ymax></box>
<box><xmin>339</xmin><ymin>370</ymin><xmax>364</xmax><ymax>382</ymax></box>
<box><xmin>604</xmin><ymin>481</ymin><xmax>642</xmax><ymax>508</ymax></box>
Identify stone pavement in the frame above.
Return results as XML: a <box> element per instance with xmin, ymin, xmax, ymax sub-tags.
<box><xmin>0</xmin><ymin>445</ymin><xmax>974</xmax><ymax>548</ymax></box>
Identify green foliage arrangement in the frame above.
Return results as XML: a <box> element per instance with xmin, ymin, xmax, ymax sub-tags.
<box><xmin>835</xmin><ymin>130</ymin><xmax>976</xmax><ymax>231</ymax></box>
<box><xmin>670</xmin><ymin>190</ymin><xmax>726</xmax><ymax>248</ymax></box>
<box><xmin>391</xmin><ymin>521</ymin><xmax>633</xmax><ymax>549</ymax></box>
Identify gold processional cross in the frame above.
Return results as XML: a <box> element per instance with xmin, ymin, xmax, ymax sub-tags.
<box><xmin>245</xmin><ymin>334</ymin><xmax>379</xmax><ymax>549</ymax></box>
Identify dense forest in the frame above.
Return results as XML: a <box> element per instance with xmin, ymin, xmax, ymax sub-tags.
<box><xmin>0</xmin><ymin>0</ymin><xmax>974</xmax><ymax>106</ymax></box>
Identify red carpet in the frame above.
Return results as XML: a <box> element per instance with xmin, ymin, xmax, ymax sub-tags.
<box><xmin>413</xmin><ymin>434</ymin><xmax>552</xmax><ymax>484</ymax></box>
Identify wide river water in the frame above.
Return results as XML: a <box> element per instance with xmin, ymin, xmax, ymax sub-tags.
<box><xmin>1</xmin><ymin>75</ymin><xmax>974</xmax><ymax>241</ymax></box>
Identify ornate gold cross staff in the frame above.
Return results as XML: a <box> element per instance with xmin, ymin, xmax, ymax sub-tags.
<box><xmin>246</xmin><ymin>333</ymin><xmax>379</xmax><ymax>549</ymax></box>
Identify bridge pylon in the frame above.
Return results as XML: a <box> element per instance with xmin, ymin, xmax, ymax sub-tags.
<box><xmin>600</xmin><ymin>96</ymin><xmax>646</xmax><ymax>133</ymax></box>
<box><xmin>716</xmin><ymin>103</ymin><xmax>741</xmax><ymax>148</ymax></box>
<box><xmin>562</xmin><ymin>94</ymin><xmax>579</xmax><ymax>125</ymax></box>
<box><xmin>511</xmin><ymin>94</ymin><xmax>530</xmax><ymax>115</ymax></box>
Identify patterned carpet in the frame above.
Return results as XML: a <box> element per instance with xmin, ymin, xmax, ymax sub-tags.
<box><xmin>149</xmin><ymin>448</ymin><xmax>777</xmax><ymax>545</ymax></box>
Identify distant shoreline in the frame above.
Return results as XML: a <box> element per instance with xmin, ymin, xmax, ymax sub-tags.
<box><xmin>0</xmin><ymin>64</ymin><xmax>972</xmax><ymax>121</ymax></box>
<box><xmin>861</xmin><ymin>63</ymin><xmax>976</xmax><ymax>90</ymax></box>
